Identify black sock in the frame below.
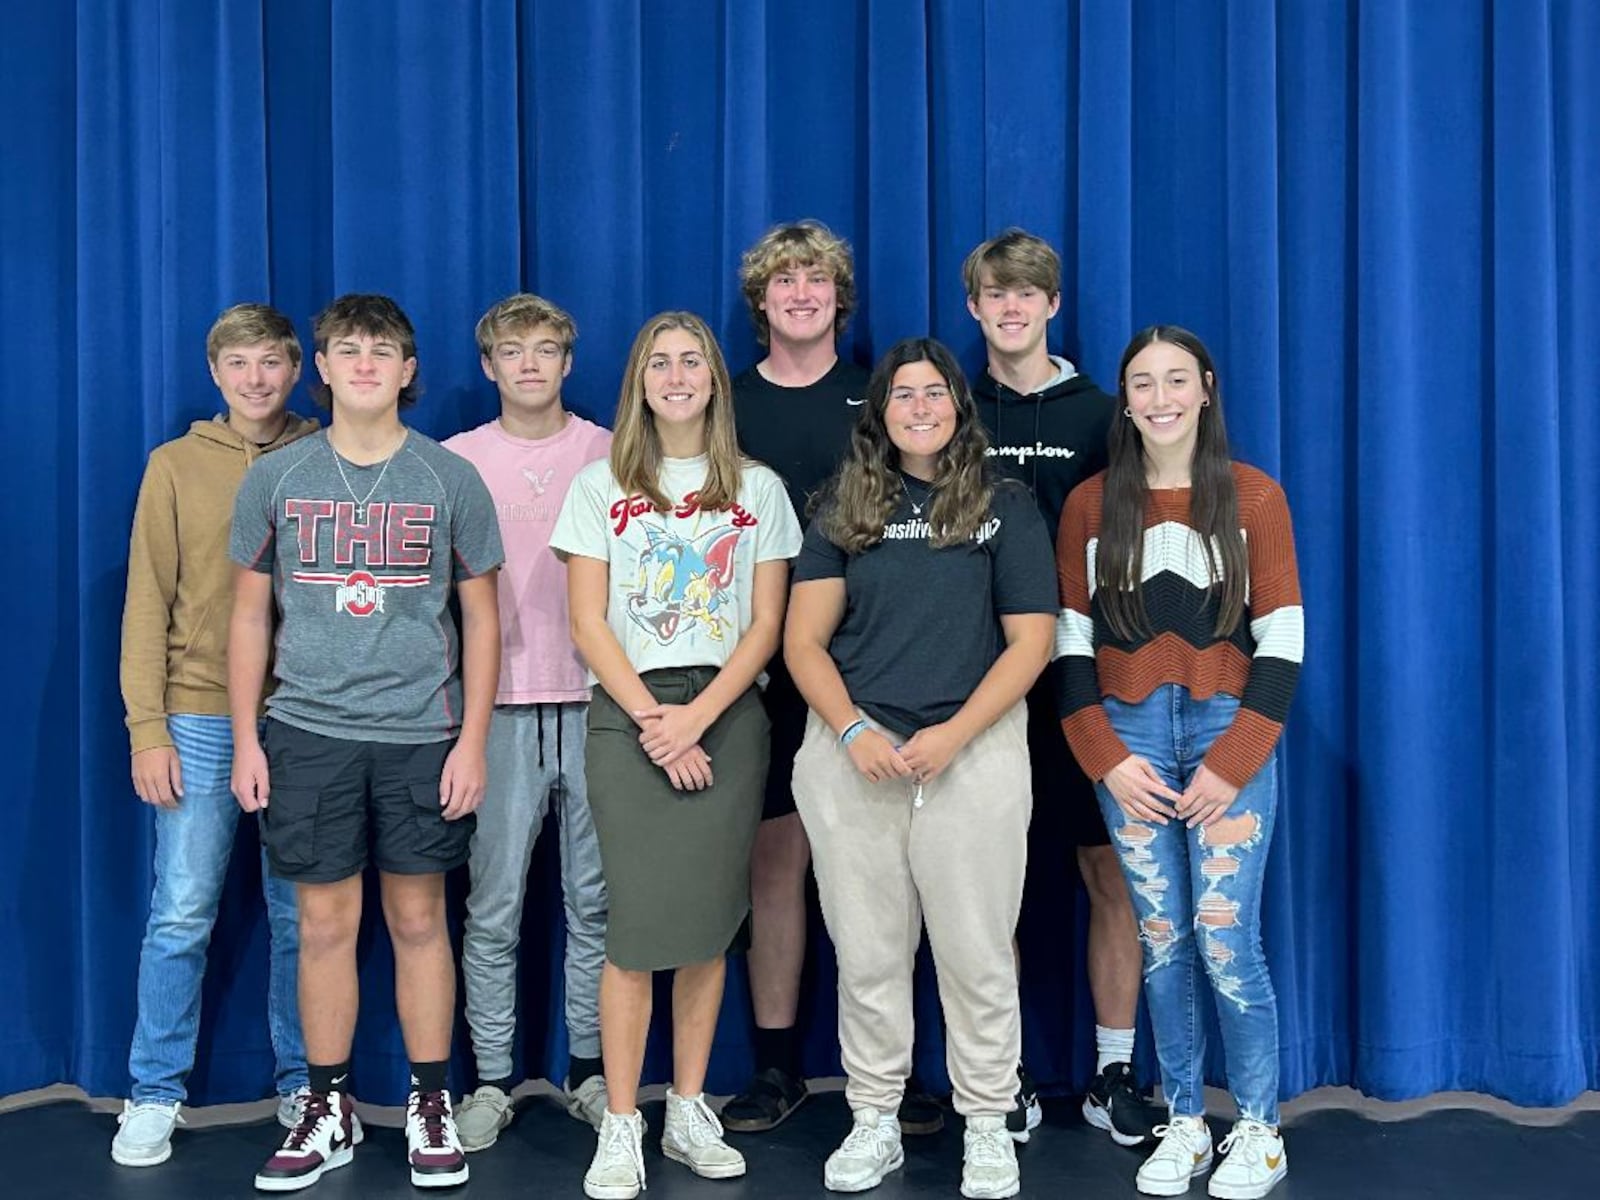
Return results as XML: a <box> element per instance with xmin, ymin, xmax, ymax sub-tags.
<box><xmin>309</xmin><ymin>1061</ymin><xmax>351</xmax><ymax>1095</ymax></box>
<box><xmin>753</xmin><ymin>1026</ymin><xmax>800</xmax><ymax>1078</ymax></box>
<box><xmin>410</xmin><ymin>1060</ymin><xmax>449</xmax><ymax>1094</ymax></box>
<box><xmin>479</xmin><ymin>1074</ymin><xmax>517</xmax><ymax>1096</ymax></box>
<box><xmin>567</xmin><ymin>1056</ymin><xmax>603</xmax><ymax>1089</ymax></box>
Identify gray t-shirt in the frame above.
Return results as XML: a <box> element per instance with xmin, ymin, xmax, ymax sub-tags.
<box><xmin>792</xmin><ymin>476</ymin><xmax>1056</xmax><ymax>737</ymax></box>
<box><xmin>230</xmin><ymin>429</ymin><xmax>504</xmax><ymax>743</ymax></box>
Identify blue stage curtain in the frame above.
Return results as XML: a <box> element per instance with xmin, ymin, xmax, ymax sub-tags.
<box><xmin>1</xmin><ymin>0</ymin><xmax>1595</xmax><ymax>1108</ymax></box>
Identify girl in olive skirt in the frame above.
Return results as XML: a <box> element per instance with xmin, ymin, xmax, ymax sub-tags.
<box><xmin>550</xmin><ymin>311</ymin><xmax>801</xmax><ymax>1200</ymax></box>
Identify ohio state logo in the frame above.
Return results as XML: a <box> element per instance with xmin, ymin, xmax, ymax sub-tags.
<box><xmin>292</xmin><ymin>569</ymin><xmax>430</xmax><ymax>616</ymax></box>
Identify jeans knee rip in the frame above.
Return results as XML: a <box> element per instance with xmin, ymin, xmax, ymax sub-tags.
<box><xmin>1194</xmin><ymin>812</ymin><xmax>1262</xmax><ymax>1009</ymax></box>
<box><xmin>1114</xmin><ymin>823</ymin><xmax>1181</xmax><ymax>968</ymax></box>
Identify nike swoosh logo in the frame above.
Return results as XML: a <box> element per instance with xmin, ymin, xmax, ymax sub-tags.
<box><xmin>845</xmin><ymin>397</ymin><xmax>865</xmax><ymax>405</ymax></box>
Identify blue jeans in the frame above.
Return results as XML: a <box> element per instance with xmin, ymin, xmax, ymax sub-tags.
<box><xmin>127</xmin><ymin>714</ymin><xmax>307</xmax><ymax>1102</ymax></box>
<box><xmin>1094</xmin><ymin>686</ymin><xmax>1280</xmax><ymax>1124</ymax></box>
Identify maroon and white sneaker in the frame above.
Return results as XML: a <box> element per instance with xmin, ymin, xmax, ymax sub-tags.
<box><xmin>406</xmin><ymin>1089</ymin><xmax>469</xmax><ymax>1188</ymax></box>
<box><xmin>254</xmin><ymin>1090</ymin><xmax>363</xmax><ymax>1192</ymax></box>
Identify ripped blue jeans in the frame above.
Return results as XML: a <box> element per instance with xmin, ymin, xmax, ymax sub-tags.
<box><xmin>1095</xmin><ymin>685</ymin><xmax>1280</xmax><ymax>1125</ymax></box>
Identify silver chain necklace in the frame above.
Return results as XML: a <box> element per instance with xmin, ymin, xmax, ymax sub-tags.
<box><xmin>332</xmin><ymin>430</ymin><xmax>406</xmax><ymax>522</ymax></box>
<box><xmin>900</xmin><ymin>472</ymin><xmax>928</xmax><ymax>516</ymax></box>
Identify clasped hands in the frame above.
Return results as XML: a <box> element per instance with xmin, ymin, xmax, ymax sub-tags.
<box><xmin>846</xmin><ymin>721</ymin><xmax>965</xmax><ymax>786</ymax></box>
<box><xmin>634</xmin><ymin>702</ymin><xmax>713</xmax><ymax>791</ymax></box>
<box><xmin>1103</xmin><ymin>754</ymin><xmax>1239</xmax><ymax>828</ymax></box>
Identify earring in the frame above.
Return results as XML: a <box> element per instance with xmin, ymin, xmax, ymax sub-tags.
<box><xmin>1123</xmin><ymin>406</ymin><xmax>1133</xmax><ymax>418</ymax></box>
<box><xmin>1201</xmin><ymin>398</ymin><xmax>1211</xmax><ymax>407</ymax></box>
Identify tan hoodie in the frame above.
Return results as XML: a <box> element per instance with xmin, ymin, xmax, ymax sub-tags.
<box><xmin>120</xmin><ymin>412</ymin><xmax>320</xmax><ymax>753</ymax></box>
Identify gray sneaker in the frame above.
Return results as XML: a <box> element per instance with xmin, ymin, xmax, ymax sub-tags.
<box><xmin>662</xmin><ymin>1088</ymin><xmax>745</xmax><ymax>1179</ymax></box>
<box><xmin>961</xmin><ymin>1114</ymin><xmax>1021</xmax><ymax>1199</ymax></box>
<box><xmin>454</xmin><ymin>1085</ymin><xmax>514</xmax><ymax>1152</ymax></box>
<box><xmin>824</xmin><ymin>1106</ymin><xmax>904</xmax><ymax>1192</ymax></box>
<box><xmin>111</xmin><ymin>1099</ymin><xmax>183</xmax><ymax>1167</ymax></box>
<box><xmin>565</xmin><ymin>1074</ymin><xmax>609</xmax><ymax>1130</ymax></box>
<box><xmin>584</xmin><ymin>1109</ymin><xmax>646</xmax><ymax>1199</ymax></box>
<box><xmin>276</xmin><ymin>1087</ymin><xmax>309</xmax><ymax>1130</ymax></box>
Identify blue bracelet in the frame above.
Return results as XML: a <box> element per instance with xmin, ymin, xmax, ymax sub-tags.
<box><xmin>839</xmin><ymin>719</ymin><xmax>868</xmax><ymax>746</ymax></box>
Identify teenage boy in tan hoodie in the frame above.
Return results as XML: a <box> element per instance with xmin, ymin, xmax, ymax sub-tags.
<box><xmin>113</xmin><ymin>304</ymin><xmax>319</xmax><ymax>1169</ymax></box>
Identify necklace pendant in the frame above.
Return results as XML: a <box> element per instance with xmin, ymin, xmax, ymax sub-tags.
<box><xmin>355</xmin><ymin>504</ymin><xmax>365</xmax><ymax>523</ymax></box>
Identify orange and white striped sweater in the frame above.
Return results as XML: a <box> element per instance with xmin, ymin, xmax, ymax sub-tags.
<box><xmin>1055</xmin><ymin>462</ymin><xmax>1303</xmax><ymax>787</ymax></box>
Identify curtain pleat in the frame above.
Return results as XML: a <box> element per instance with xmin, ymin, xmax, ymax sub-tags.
<box><xmin>0</xmin><ymin>0</ymin><xmax>1595</xmax><ymax>1108</ymax></box>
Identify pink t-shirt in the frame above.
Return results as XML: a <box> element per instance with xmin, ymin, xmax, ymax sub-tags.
<box><xmin>445</xmin><ymin>415</ymin><xmax>611</xmax><ymax>703</ymax></box>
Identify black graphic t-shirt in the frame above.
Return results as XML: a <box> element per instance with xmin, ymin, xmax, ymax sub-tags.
<box><xmin>792</xmin><ymin>476</ymin><xmax>1056</xmax><ymax>737</ymax></box>
<box><xmin>229</xmin><ymin>429</ymin><xmax>504</xmax><ymax>743</ymax></box>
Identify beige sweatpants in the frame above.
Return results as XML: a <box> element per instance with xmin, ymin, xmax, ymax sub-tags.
<box><xmin>792</xmin><ymin>703</ymin><xmax>1032</xmax><ymax>1116</ymax></box>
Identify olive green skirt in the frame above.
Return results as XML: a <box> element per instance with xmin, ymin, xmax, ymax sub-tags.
<box><xmin>586</xmin><ymin>667</ymin><xmax>769</xmax><ymax>971</ymax></box>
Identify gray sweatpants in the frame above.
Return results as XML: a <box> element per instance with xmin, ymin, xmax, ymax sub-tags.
<box><xmin>463</xmin><ymin>703</ymin><xmax>606</xmax><ymax>1076</ymax></box>
<box><xmin>793</xmin><ymin>703</ymin><xmax>1031</xmax><ymax>1116</ymax></box>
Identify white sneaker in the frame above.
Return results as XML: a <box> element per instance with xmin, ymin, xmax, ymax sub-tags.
<box><xmin>455</xmin><ymin>1085</ymin><xmax>514</xmax><ymax>1151</ymax></box>
<box><xmin>405</xmin><ymin>1089</ymin><xmax>469</xmax><ymax>1188</ymax></box>
<box><xmin>255</xmin><ymin>1090</ymin><xmax>363</xmax><ymax>1192</ymax></box>
<box><xmin>662</xmin><ymin>1089</ymin><xmax>746</xmax><ymax>1179</ymax></box>
<box><xmin>961</xmin><ymin>1114</ymin><xmax>1020</xmax><ymax>1199</ymax></box>
<box><xmin>1209</xmin><ymin>1120</ymin><xmax>1287</xmax><ymax>1199</ymax></box>
<box><xmin>110</xmin><ymin>1099</ymin><xmax>183</xmax><ymax>1167</ymax></box>
<box><xmin>1137</xmin><ymin>1115</ymin><xmax>1214</xmax><ymax>1196</ymax></box>
<box><xmin>276</xmin><ymin>1087</ymin><xmax>309</xmax><ymax>1130</ymax></box>
<box><xmin>585</xmin><ymin>1109</ymin><xmax>646</xmax><ymax>1199</ymax></box>
<box><xmin>565</xmin><ymin>1074</ymin><xmax>610</xmax><ymax>1130</ymax></box>
<box><xmin>824</xmin><ymin>1106</ymin><xmax>904</xmax><ymax>1192</ymax></box>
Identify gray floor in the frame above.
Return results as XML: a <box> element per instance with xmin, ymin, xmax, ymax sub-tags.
<box><xmin>2</xmin><ymin>1081</ymin><xmax>1597</xmax><ymax>1199</ymax></box>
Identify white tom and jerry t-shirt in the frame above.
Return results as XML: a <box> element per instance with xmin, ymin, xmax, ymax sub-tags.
<box><xmin>549</xmin><ymin>454</ymin><xmax>802</xmax><ymax>677</ymax></box>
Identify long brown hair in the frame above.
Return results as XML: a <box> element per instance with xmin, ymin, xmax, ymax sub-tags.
<box><xmin>1096</xmin><ymin>325</ymin><xmax>1248</xmax><ymax>640</ymax></box>
<box><xmin>609</xmin><ymin>312</ymin><xmax>743</xmax><ymax>512</ymax></box>
<box><xmin>821</xmin><ymin>338</ymin><xmax>994</xmax><ymax>552</ymax></box>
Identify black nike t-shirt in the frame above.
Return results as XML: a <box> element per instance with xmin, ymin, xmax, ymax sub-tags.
<box><xmin>732</xmin><ymin>359</ymin><xmax>870</xmax><ymax>521</ymax></box>
<box><xmin>792</xmin><ymin>476</ymin><xmax>1057</xmax><ymax>737</ymax></box>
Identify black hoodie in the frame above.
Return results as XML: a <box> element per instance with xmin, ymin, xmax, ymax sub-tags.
<box><xmin>973</xmin><ymin>360</ymin><xmax>1116</xmax><ymax>535</ymax></box>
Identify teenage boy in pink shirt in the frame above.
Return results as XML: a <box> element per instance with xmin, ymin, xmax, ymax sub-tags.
<box><xmin>445</xmin><ymin>294</ymin><xmax>612</xmax><ymax>1150</ymax></box>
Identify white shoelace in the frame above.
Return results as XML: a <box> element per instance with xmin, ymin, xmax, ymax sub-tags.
<box><xmin>964</xmin><ymin>1124</ymin><xmax>1012</xmax><ymax>1166</ymax></box>
<box><xmin>1149</xmin><ymin>1117</ymin><xmax>1210</xmax><ymax>1164</ymax></box>
<box><xmin>597</xmin><ymin>1113</ymin><xmax>646</xmax><ymax>1182</ymax></box>
<box><xmin>673</xmin><ymin>1094</ymin><xmax>726</xmax><ymax>1146</ymax></box>
<box><xmin>1217</xmin><ymin>1118</ymin><xmax>1277</xmax><ymax>1159</ymax></box>
<box><xmin>839</xmin><ymin>1116</ymin><xmax>896</xmax><ymax>1157</ymax></box>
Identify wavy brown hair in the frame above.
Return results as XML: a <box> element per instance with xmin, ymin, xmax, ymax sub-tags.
<box><xmin>1096</xmin><ymin>325</ymin><xmax>1248</xmax><ymax>640</ymax></box>
<box><xmin>821</xmin><ymin>338</ymin><xmax>994</xmax><ymax>552</ymax></box>
<box><xmin>610</xmin><ymin>311</ymin><xmax>743</xmax><ymax>512</ymax></box>
<box><xmin>738</xmin><ymin>219</ymin><xmax>857</xmax><ymax>345</ymax></box>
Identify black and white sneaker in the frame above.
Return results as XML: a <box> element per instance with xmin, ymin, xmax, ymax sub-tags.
<box><xmin>1082</xmin><ymin>1061</ymin><xmax>1162</xmax><ymax>1147</ymax></box>
<box><xmin>1005</xmin><ymin>1064</ymin><xmax>1043</xmax><ymax>1144</ymax></box>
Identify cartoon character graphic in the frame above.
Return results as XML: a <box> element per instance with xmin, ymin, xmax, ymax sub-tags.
<box><xmin>627</xmin><ymin>522</ymin><xmax>743</xmax><ymax>645</ymax></box>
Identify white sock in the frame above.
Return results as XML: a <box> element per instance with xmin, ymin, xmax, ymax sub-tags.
<box><xmin>1095</xmin><ymin>1025</ymin><xmax>1135</xmax><ymax>1074</ymax></box>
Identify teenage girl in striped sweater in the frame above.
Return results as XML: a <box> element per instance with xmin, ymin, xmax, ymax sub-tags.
<box><xmin>1056</xmin><ymin>326</ymin><xmax>1303</xmax><ymax>1200</ymax></box>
